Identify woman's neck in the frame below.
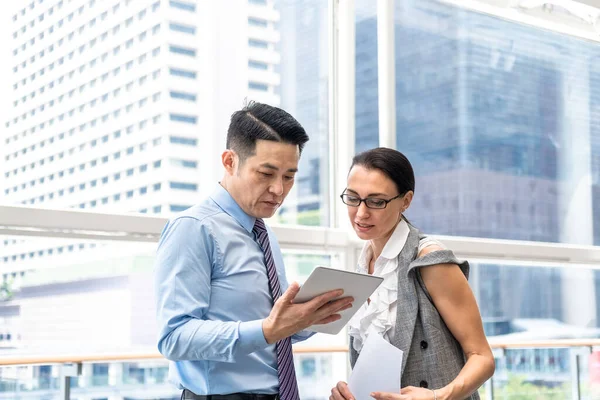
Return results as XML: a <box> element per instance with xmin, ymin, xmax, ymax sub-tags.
<box><xmin>369</xmin><ymin>219</ymin><xmax>402</xmax><ymax>262</ymax></box>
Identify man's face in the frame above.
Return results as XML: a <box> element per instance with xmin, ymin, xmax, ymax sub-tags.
<box><xmin>224</xmin><ymin>140</ymin><xmax>300</xmax><ymax>218</ymax></box>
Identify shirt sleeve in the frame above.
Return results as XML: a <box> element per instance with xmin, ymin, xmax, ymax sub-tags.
<box><xmin>155</xmin><ymin>217</ymin><xmax>269</xmax><ymax>362</ymax></box>
<box><xmin>418</xmin><ymin>236</ymin><xmax>447</xmax><ymax>253</ymax></box>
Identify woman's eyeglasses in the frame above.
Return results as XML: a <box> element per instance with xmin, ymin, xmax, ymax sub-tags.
<box><xmin>340</xmin><ymin>192</ymin><xmax>401</xmax><ymax>209</ymax></box>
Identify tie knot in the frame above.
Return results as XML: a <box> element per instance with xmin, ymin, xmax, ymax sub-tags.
<box><xmin>253</xmin><ymin>218</ymin><xmax>267</xmax><ymax>234</ymax></box>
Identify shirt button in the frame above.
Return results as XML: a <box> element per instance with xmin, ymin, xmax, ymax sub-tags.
<box><xmin>420</xmin><ymin>380</ymin><xmax>428</xmax><ymax>388</ymax></box>
<box><xmin>420</xmin><ymin>340</ymin><xmax>428</xmax><ymax>350</ymax></box>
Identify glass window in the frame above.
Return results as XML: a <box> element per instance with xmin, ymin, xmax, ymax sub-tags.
<box><xmin>170</xmin><ymin>159</ymin><xmax>198</xmax><ymax>168</ymax></box>
<box><xmin>275</xmin><ymin>0</ymin><xmax>330</xmax><ymax>226</ymax></box>
<box><xmin>169</xmin><ymin>114</ymin><xmax>197</xmax><ymax>124</ymax></box>
<box><xmin>249</xmin><ymin>39</ymin><xmax>268</xmax><ymax>49</ymax></box>
<box><xmin>169</xmin><ymin>136</ymin><xmax>197</xmax><ymax>146</ymax></box>
<box><xmin>169</xmin><ymin>45</ymin><xmax>196</xmax><ymax>57</ymax></box>
<box><xmin>169</xmin><ymin>91</ymin><xmax>196</xmax><ymax>102</ymax></box>
<box><xmin>169</xmin><ymin>0</ymin><xmax>195</xmax><ymax>12</ymax></box>
<box><xmin>248</xmin><ymin>17</ymin><xmax>268</xmax><ymax>28</ymax></box>
<box><xmin>169</xmin><ymin>22</ymin><xmax>196</xmax><ymax>34</ymax></box>
<box><xmin>170</xmin><ymin>182</ymin><xmax>198</xmax><ymax>191</ymax></box>
<box><xmin>249</xmin><ymin>60</ymin><xmax>268</xmax><ymax>70</ymax></box>
<box><xmin>170</xmin><ymin>204</ymin><xmax>191</xmax><ymax>212</ymax></box>
<box><xmin>249</xmin><ymin>82</ymin><xmax>268</xmax><ymax>91</ymax></box>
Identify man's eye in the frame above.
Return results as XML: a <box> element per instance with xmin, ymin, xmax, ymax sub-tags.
<box><xmin>284</xmin><ymin>175</ymin><xmax>294</xmax><ymax>181</ymax></box>
<box><xmin>260</xmin><ymin>172</ymin><xmax>273</xmax><ymax>177</ymax></box>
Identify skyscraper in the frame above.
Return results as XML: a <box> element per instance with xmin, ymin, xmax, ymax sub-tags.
<box><xmin>1</xmin><ymin>0</ymin><xmax>282</xmax><ymax>274</ymax></box>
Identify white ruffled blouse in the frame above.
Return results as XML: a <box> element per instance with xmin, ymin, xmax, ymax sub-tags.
<box><xmin>347</xmin><ymin>220</ymin><xmax>445</xmax><ymax>352</ymax></box>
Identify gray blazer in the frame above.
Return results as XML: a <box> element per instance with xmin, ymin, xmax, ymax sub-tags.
<box><xmin>350</xmin><ymin>225</ymin><xmax>480</xmax><ymax>400</ymax></box>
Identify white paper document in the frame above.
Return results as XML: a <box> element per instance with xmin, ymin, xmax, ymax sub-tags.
<box><xmin>347</xmin><ymin>333</ymin><xmax>403</xmax><ymax>400</ymax></box>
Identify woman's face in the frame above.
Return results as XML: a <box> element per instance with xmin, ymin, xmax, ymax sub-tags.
<box><xmin>345</xmin><ymin>165</ymin><xmax>412</xmax><ymax>241</ymax></box>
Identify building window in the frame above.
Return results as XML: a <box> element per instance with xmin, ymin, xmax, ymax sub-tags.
<box><xmin>249</xmin><ymin>39</ymin><xmax>268</xmax><ymax>49</ymax></box>
<box><xmin>169</xmin><ymin>91</ymin><xmax>196</xmax><ymax>102</ymax></box>
<box><xmin>170</xmin><ymin>114</ymin><xmax>197</xmax><ymax>124</ymax></box>
<box><xmin>170</xmin><ymin>182</ymin><xmax>198</xmax><ymax>191</ymax></box>
<box><xmin>249</xmin><ymin>60</ymin><xmax>268</xmax><ymax>70</ymax></box>
<box><xmin>169</xmin><ymin>136</ymin><xmax>197</xmax><ymax>146</ymax></box>
<box><xmin>169</xmin><ymin>45</ymin><xmax>196</xmax><ymax>57</ymax></box>
<box><xmin>249</xmin><ymin>82</ymin><xmax>268</xmax><ymax>91</ymax></box>
<box><xmin>170</xmin><ymin>204</ymin><xmax>191</xmax><ymax>212</ymax></box>
<box><xmin>248</xmin><ymin>17</ymin><xmax>268</xmax><ymax>27</ymax></box>
<box><xmin>169</xmin><ymin>22</ymin><xmax>196</xmax><ymax>34</ymax></box>
<box><xmin>169</xmin><ymin>0</ymin><xmax>196</xmax><ymax>12</ymax></box>
<box><xmin>169</xmin><ymin>68</ymin><xmax>196</xmax><ymax>79</ymax></box>
<box><xmin>171</xmin><ymin>159</ymin><xmax>198</xmax><ymax>168</ymax></box>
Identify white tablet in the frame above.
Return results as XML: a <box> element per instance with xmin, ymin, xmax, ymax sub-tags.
<box><xmin>293</xmin><ymin>266</ymin><xmax>384</xmax><ymax>335</ymax></box>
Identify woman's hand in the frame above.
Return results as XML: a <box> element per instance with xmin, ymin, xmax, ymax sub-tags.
<box><xmin>371</xmin><ymin>386</ymin><xmax>436</xmax><ymax>400</ymax></box>
<box><xmin>330</xmin><ymin>381</ymin><xmax>355</xmax><ymax>400</ymax></box>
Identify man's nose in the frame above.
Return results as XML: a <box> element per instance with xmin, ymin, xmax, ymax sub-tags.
<box><xmin>269</xmin><ymin>179</ymin><xmax>284</xmax><ymax>196</ymax></box>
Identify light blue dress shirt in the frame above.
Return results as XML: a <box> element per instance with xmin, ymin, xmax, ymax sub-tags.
<box><xmin>155</xmin><ymin>184</ymin><xmax>313</xmax><ymax>395</ymax></box>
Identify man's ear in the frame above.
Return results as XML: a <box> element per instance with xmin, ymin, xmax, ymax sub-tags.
<box><xmin>222</xmin><ymin>150</ymin><xmax>237</xmax><ymax>176</ymax></box>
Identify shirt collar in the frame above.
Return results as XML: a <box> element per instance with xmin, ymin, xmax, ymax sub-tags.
<box><xmin>210</xmin><ymin>183</ymin><xmax>256</xmax><ymax>233</ymax></box>
<box><xmin>379</xmin><ymin>219</ymin><xmax>410</xmax><ymax>259</ymax></box>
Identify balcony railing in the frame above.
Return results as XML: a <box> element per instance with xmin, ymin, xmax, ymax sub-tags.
<box><xmin>0</xmin><ymin>340</ymin><xmax>599</xmax><ymax>400</ymax></box>
<box><xmin>2</xmin><ymin>208</ymin><xmax>600</xmax><ymax>400</ymax></box>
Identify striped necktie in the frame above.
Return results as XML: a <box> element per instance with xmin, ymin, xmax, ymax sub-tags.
<box><xmin>253</xmin><ymin>218</ymin><xmax>300</xmax><ymax>400</ymax></box>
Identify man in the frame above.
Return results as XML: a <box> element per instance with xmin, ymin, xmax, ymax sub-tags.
<box><xmin>155</xmin><ymin>102</ymin><xmax>353</xmax><ymax>400</ymax></box>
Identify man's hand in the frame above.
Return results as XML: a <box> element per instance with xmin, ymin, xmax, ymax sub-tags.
<box><xmin>330</xmin><ymin>381</ymin><xmax>354</xmax><ymax>400</ymax></box>
<box><xmin>262</xmin><ymin>282</ymin><xmax>353</xmax><ymax>344</ymax></box>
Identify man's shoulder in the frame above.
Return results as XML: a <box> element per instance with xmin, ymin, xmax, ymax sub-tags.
<box><xmin>170</xmin><ymin>199</ymin><xmax>220</xmax><ymax>223</ymax></box>
<box><xmin>168</xmin><ymin>198</ymin><xmax>233</xmax><ymax>229</ymax></box>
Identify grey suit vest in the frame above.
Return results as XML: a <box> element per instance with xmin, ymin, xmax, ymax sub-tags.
<box><xmin>349</xmin><ymin>225</ymin><xmax>480</xmax><ymax>400</ymax></box>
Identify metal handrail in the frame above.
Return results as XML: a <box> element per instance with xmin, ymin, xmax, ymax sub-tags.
<box><xmin>0</xmin><ymin>340</ymin><xmax>598</xmax><ymax>366</ymax></box>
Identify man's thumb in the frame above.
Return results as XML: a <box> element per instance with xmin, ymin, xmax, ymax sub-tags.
<box><xmin>281</xmin><ymin>282</ymin><xmax>300</xmax><ymax>303</ymax></box>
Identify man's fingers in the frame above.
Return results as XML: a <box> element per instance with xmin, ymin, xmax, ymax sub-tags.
<box><xmin>307</xmin><ymin>288</ymin><xmax>345</xmax><ymax>308</ymax></box>
<box><xmin>314</xmin><ymin>297</ymin><xmax>354</xmax><ymax>317</ymax></box>
<box><xmin>280</xmin><ymin>282</ymin><xmax>301</xmax><ymax>303</ymax></box>
<box><xmin>314</xmin><ymin>314</ymin><xmax>342</xmax><ymax>325</ymax></box>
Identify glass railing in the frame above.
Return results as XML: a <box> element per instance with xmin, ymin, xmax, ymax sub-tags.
<box><xmin>0</xmin><ymin>342</ymin><xmax>598</xmax><ymax>400</ymax></box>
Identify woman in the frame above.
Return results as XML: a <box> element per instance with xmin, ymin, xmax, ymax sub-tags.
<box><xmin>330</xmin><ymin>148</ymin><xmax>494</xmax><ymax>400</ymax></box>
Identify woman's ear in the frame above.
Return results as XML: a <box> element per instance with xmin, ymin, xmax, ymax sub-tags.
<box><xmin>402</xmin><ymin>191</ymin><xmax>414</xmax><ymax>211</ymax></box>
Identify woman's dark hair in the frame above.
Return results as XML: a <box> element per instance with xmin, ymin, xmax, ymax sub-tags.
<box><xmin>226</xmin><ymin>101</ymin><xmax>309</xmax><ymax>162</ymax></box>
<box><xmin>350</xmin><ymin>147</ymin><xmax>415</xmax><ymax>196</ymax></box>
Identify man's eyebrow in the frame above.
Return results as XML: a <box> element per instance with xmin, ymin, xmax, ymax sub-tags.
<box><xmin>260</xmin><ymin>163</ymin><xmax>297</xmax><ymax>173</ymax></box>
